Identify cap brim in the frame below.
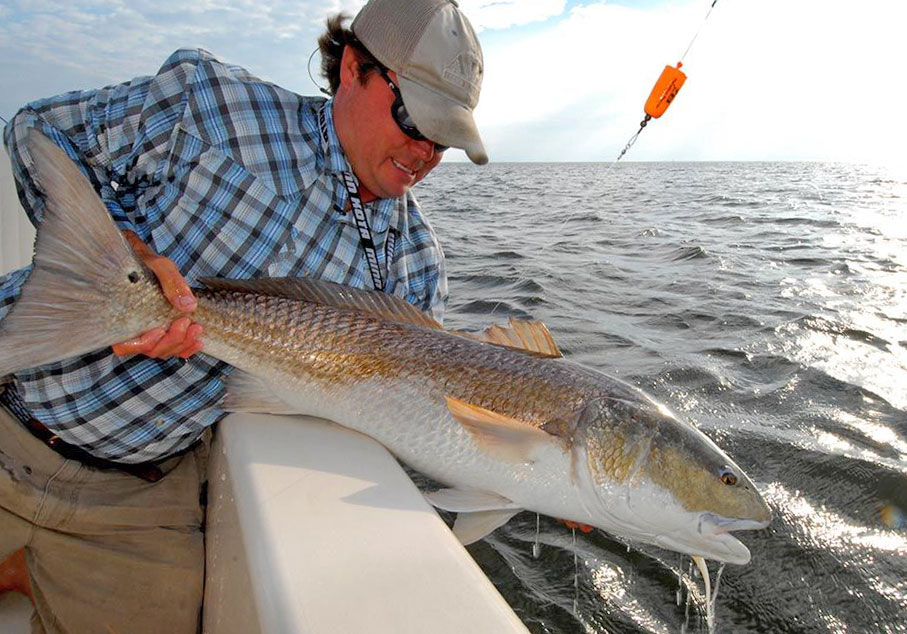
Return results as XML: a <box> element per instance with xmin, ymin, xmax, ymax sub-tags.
<box><xmin>397</xmin><ymin>76</ymin><xmax>488</xmax><ymax>165</ymax></box>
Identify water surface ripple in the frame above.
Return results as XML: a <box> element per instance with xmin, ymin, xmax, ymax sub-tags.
<box><xmin>417</xmin><ymin>161</ymin><xmax>907</xmax><ymax>634</ymax></box>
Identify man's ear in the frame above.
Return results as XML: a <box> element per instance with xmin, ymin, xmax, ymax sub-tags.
<box><xmin>338</xmin><ymin>45</ymin><xmax>360</xmax><ymax>89</ymax></box>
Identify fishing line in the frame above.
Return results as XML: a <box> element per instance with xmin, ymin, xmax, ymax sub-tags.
<box><xmin>676</xmin><ymin>554</ymin><xmax>685</xmax><ymax>605</ymax></box>
<box><xmin>682</xmin><ymin>558</ymin><xmax>693</xmax><ymax>634</ymax></box>
<box><xmin>616</xmin><ymin>0</ymin><xmax>721</xmax><ymax>161</ymax></box>
<box><xmin>0</xmin><ymin>114</ymin><xmax>9</xmax><ymax>125</ymax></box>
<box><xmin>709</xmin><ymin>562</ymin><xmax>726</xmax><ymax>632</ymax></box>
<box><xmin>680</xmin><ymin>0</ymin><xmax>719</xmax><ymax>63</ymax></box>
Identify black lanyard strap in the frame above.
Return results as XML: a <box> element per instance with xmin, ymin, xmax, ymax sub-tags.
<box><xmin>319</xmin><ymin>103</ymin><xmax>390</xmax><ymax>291</ymax></box>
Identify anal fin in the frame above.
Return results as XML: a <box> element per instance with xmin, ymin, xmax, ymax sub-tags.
<box><xmin>425</xmin><ymin>488</ymin><xmax>522</xmax><ymax>546</ymax></box>
<box><xmin>453</xmin><ymin>510</ymin><xmax>521</xmax><ymax>545</ymax></box>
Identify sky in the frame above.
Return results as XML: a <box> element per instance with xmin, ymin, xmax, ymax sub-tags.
<box><xmin>0</xmin><ymin>0</ymin><xmax>903</xmax><ymax>166</ymax></box>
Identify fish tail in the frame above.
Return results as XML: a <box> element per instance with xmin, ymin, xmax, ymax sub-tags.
<box><xmin>0</xmin><ymin>132</ymin><xmax>159</xmax><ymax>376</ymax></box>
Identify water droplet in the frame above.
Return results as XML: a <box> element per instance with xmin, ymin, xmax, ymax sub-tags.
<box><xmin>532</xmin><ymin>513</ymin><xmax>541</xmax><ymax>559</ymax></box>
<box><xmin>572</xmin><ymin>528</ymin><xmax>579</xmax><ymax>615</ymax></box>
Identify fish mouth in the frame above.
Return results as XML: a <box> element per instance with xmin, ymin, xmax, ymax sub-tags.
<box><xmin>699</xmin><ymin>512</ymin><xmax>771</xmax><ymax>534</ymax></box>
<box><xmin>655</xmin><ymin>513</ymin><xmax>770</xmax><ymax>565</ymax></box>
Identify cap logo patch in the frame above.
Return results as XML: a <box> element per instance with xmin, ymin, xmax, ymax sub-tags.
<box><xmin>442</xmin><ymin>53</ymin><xmax>481</xmax><ymax>94</ymax></box>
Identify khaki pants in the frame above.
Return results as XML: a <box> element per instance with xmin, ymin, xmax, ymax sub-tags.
<box><xmin>0</xmin><ymin>405</ymin><xmax>207</xmax><ymax>634</ymax></box>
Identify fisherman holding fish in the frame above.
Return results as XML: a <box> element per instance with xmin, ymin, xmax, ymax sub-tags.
<box><xmin>0</xmin><ymin>0</ymin><xmax>486</xmax><ymax>631</ymax></box>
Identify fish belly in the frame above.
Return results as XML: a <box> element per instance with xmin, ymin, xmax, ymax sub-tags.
<box><xmin>205</xmin><ymin>333</ymin><xmax>593</xmax><ymax>522</ymax></box>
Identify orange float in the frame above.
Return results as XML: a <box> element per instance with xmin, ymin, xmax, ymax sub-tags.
<box><xmin>615</xmin><ymin>0</ymin><xmax>719</xmax><ymax>161</ymax></box>
<box><xmin>644</xmin><ymin>63</ymin><xmax>687</xmax><ymax>119</ymax></box>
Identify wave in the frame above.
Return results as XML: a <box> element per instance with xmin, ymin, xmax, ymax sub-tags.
<box><xmin>668</xmin><ymin>245</ymin><xmax>708</xmax><ymax>261</ymax></box>
<box><xmin>753</xmin><ymin>215</ymin><xmax>841</xmax><ymax>229</ymax></box>
<box><xmin>792</xmin><ymin>315</ymin><xmax>891</xmax><ymax>351</ymax></box>
<box><xmin>489</xmin><ymin>250</ymin><xmax>524</xmax><ymax>260</ymax></box>
<box><xmin>453</xmin><ymin>299</ymin><xmax>533</xmax><ymax>320</ymax></box>
<box><xmin>782</xmin><ymin>256</ymin><xmax>832</xmax><ymax>267</ymax></box>
<box><xmin>700</xmin><ymin>214</ymin><xmax>746</xmax><ymax>226</ymax></box>
<box><xmin>455</xmin><ymin>274</ymin><xmax>545</xmax><ymax>295</ymax></box>
<box><xmin>418</xmin><ymin>160</ymin><xmax>907</xmax><ymax>634</ymax></box>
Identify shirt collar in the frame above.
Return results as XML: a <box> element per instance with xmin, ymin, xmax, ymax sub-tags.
<box><xmin>319</xmin><ymin>101</ymin><xmax>351</xmax><ymax>176</ymax></box>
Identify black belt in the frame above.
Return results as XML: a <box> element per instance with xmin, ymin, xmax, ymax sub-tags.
<box><xmin>0</xmin><ymin>387</ymin><xmax>193</xmax><ymax>483</ymax></box>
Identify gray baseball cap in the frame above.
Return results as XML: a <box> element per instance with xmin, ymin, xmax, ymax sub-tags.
<box><xmin>352</xmin><ymin>0</ymin><xmax>488</xmax><ymax>165</ymax></box>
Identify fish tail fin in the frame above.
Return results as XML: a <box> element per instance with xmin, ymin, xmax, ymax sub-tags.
<box><xmin>0</xmin><ymin>132</ymin><xmax>161</xmax><ymax>376</ymax></box>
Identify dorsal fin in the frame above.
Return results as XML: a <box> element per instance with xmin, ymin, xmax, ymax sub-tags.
<box><xmin>454</xmin><ymin>317</ymin><xmax>562</xmax><ymax>358</ymax></box>
<box><xmin>199</xmin><ymin>277</ymin><xmax>442</xmax><ymax>330</ymax></box>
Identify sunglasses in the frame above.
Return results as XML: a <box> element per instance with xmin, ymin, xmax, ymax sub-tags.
<box><xmin>378</xmin><ymin>68</ymin><xmax>449</xmax><ymax>154</ymax></box>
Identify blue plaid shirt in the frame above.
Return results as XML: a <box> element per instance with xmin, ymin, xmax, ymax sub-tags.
<box><xmin>0</xmin><ymin>48</ymin><xmax>447</xmax><ymax>463</ymax></box>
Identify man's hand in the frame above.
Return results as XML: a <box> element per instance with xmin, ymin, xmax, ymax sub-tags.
<box><xmin>111</xmin><ymin>231</ymin><xmax>203</xmax><ymax>359</ymax></box>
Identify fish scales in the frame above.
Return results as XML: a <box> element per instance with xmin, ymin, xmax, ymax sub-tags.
<box><xmin>187</xmin><ymin>288</ymin><xmax>650</xmax><ymax>497</ymax></box>
<box><xmin>193</xmin><ymin>289</ymin><xmax>586</xmax><ymax>425</ymax></box>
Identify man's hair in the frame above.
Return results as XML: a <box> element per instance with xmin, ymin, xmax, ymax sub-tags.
<box><xmin>318</xmin><ymin>13</ymin><xmax>384</xmax><ymax>95</ymax></box>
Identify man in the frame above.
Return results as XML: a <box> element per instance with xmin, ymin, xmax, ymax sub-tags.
<box><xmin>0</xmin><ymin>0</ymin><xmax>486</xmax><ymax>631</ymax></box>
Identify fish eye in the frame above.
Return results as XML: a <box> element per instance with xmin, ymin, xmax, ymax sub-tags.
<box><xmin>719</xmin><ymin>468</ymin><xmax>738</xmax><ymax>486</ymax></box>
<box><xmin>128</xmin><ymin>271</ymin><xmax>140</xmax><ymax>283</ymax></box>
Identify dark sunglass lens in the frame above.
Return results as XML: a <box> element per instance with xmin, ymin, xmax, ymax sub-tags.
<box><xmin>397</xmin><ymin>105</ymin><xmax>448</xmax><ymax>152</ymax></box>
<box><xmin>384</xmin><ymin>70</ymin><xmax>448</xmax><ymax>152</ymax></box>
<box><xmin>394</xmin><ymin>102</ymin><xmax>422</xmax><ymax>138</ymax></box>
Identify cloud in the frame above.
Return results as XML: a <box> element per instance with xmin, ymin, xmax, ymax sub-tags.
<box><xmin>458</xmin><ymin>0</ymin><xmax>566</xmax><ymax>31</ymax></box>
<box><xmin>0</xmin><ymin>0</ymin><xmax>365</xmax><ymax>106</ymax></box>
<box><xmin>2</xmin><ymin>0</ymin><xmax>903</xmax><ymax>164</ymax></box>
<box><xmin>475</xmin><ymin>1</ymin><xmax>687</xmax><ymax>155</ymax></box>
<box><xmin>0</xmin><ymin>0</ymin><xmax>560</xmax><ymax>119</ymax></box>
<box><xmin>472</xmin><ymin>0</ymin><xmax>906</xmax><ymax>163</ymax></box>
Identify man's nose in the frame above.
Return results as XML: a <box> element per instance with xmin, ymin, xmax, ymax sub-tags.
<box><xmin>409</xmin><ymin>138</ymin><xmax>435</xmax><ymax>161</ymax></box>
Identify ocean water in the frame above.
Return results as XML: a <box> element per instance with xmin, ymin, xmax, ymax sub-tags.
<box><xmin>416</xmin><ymin>161</ymin><xmax>907</xmax><ymax>634</ymax></box>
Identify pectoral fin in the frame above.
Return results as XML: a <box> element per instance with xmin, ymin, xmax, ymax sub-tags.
<box><xmin>445</xmin><ymin>397</ymin><xmax>552</xmax><ymax>463</ymax></box>
<box><xmin>453</xmin><ymin>509</ymin><xmax>522</xmax><ymax>545</ymax></box>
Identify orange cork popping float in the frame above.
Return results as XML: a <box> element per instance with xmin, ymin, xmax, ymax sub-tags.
<box><xmin>645</xmin><ymin>63</ymin><xmax>687</xmax><ymax>119</ymax></box>
<box><xmin>616</xmin><ymin>0</ymin><xmax>719</xmax><ymax>161</ymax></box>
